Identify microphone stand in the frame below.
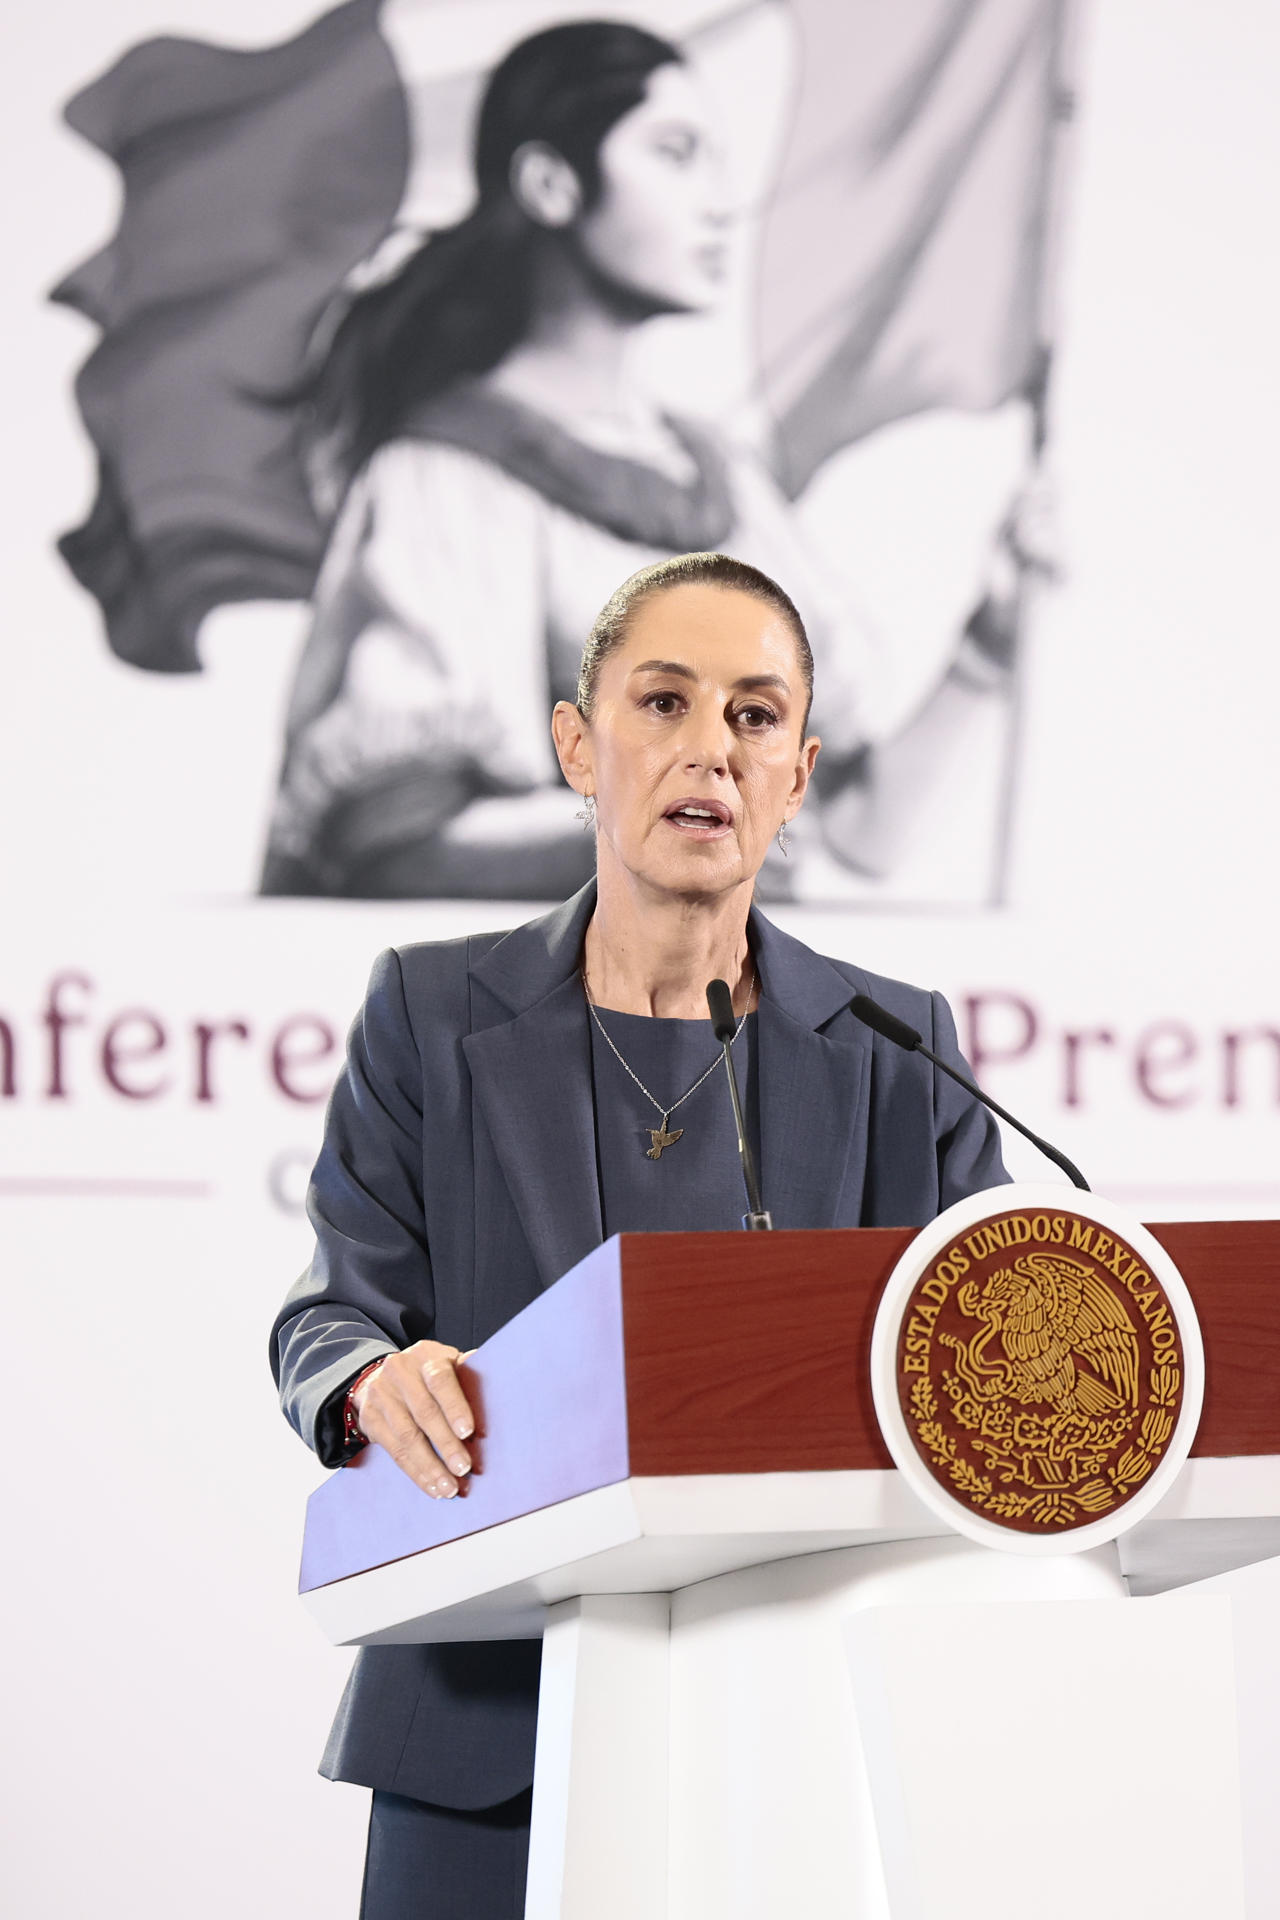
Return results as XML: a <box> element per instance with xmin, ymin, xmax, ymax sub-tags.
<box><xmin>848</xmin><ymin>993</ymin><xmax>1090</xmax><ymax>1192</ymax></box>
<box><xmin>707</xmin><ymin>979</ymin><xmax>773</xmax><ymax>1230</ymax></box>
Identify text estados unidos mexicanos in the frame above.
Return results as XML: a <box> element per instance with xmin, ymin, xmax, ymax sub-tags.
<box><xmin>901</xmin><ymin>1215</ymin><xmax>1182</xmax><ymax>1373</ymax></box>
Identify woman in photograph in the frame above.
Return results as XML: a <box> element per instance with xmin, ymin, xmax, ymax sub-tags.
<box><xmin>271</xmin><ymin>549</ymin><xmax>1008</xmax><ymax>1912</ymax></box>
<box><xmin>259</xmin><ymin>19</ymin><xmax>984</xmax><ymax>901</ymax></box>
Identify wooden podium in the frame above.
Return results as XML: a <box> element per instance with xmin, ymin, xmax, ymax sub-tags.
<box><xmin>300</xmin><ymin>1224</ymin><xmax>1280</xmax><ymax>1920</ymax></box>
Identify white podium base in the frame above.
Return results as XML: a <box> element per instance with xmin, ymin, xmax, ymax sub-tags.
<box><xmin>527</xmin><ymin>1538</ymin><xmax>1246</xmax><ymax>1919</ymax></box>
<box><xmin>525</xmin><ymin>1594</ymin><xmax>670</xmax><ymax>1920</ymax></box>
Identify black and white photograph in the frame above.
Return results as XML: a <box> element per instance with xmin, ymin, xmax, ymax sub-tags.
<box><xmin>56</xmin><ymin>0</ymin><xmax>1069</xmax><ymax>903</ymax></box>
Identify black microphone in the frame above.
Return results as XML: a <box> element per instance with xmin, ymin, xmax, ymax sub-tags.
<box><xmin>848</xmin><ymin>992</ymin><xmax>1090</xmax><ymax>1192</ymax></box>
<box><xmin>706</xmin><ymin>979</ymin><xmax>773</xmax><ymax>1230</ymax></box>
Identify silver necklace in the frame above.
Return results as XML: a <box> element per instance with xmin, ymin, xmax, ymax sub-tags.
<box><xmin>581</xmin><ymin>969</ymin><xmax>755</xmax><ymax>1160</ymax></box>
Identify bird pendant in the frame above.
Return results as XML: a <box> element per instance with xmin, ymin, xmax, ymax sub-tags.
<box><xmin>646</xmin><ymin>1116</ymin><xmax>684</xmax><ymax>1160</ymax></box>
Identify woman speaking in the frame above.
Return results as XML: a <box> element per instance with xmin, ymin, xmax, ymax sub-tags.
<box><xmin>271</xmin><ymin>551</ymin><xmax>1007</xmax><ymax>1915</ymax></box>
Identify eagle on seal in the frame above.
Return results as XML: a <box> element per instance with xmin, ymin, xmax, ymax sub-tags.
<box><xmin>954</xmin><ymin>1252</ymin><xmax>1141</xmax><ymax>1418</ymax></box>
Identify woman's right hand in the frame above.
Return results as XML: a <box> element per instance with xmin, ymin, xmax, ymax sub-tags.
<box><xmin>352</xmin><ymin>1342</ymin><xmax>475</xmax><ymax>1498</ymax></box>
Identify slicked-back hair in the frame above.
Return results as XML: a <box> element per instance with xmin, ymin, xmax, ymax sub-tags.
<box><xmin>577</xmin><ymin>552</ymin><xmax>814</xmax><ymax>733</ymax></box>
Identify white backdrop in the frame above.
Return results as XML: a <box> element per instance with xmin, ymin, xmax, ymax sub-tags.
<box><xmin>3</xmin><ymin>1</ymin><xmax>1279</xmax><ymax>1914</ymax></box>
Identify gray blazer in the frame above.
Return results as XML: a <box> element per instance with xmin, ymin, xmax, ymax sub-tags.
<box><xmin>271</xmin><ymin>883</ymin><xmax>1007</xmax><ymax>1809</ymax></box>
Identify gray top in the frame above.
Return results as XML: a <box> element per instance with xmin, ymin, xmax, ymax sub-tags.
<box><xmin>586</xmin><ymin>1007</ymin><xmax>760</xmax><ymax>1235</ymax></box>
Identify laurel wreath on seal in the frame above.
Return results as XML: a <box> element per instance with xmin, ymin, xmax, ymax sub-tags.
<box><xmin>907</xmin><ymin>1363</ymin><xmax>1181</xmax><ymax>1529</ymax></box>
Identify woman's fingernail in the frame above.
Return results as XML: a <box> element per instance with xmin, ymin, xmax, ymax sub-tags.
<box><xmin>453</xmin><ymin>1419</ymin><xmax>473</xmax><ymax>1439</ymax></box>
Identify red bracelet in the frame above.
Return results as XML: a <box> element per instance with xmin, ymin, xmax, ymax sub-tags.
<box><xmin>342</xmin><ymin>1358</ymin><xmax>388</xmax><ymax>1452</ymax></box>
